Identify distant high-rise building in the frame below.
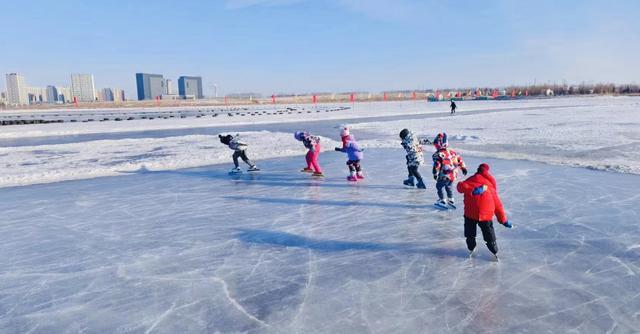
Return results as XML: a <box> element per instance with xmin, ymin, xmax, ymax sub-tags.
<box><xmin>136</xmin><ymin>73</ymin><xmax>164</xmax><ymax>100</ymax></box>
<box><xmin>71</xmin><ymin>74</ymin><xmax>96</xmax><ymax>102</ymax></box>
<box><xmin>46</xmin><ymin>86</ymin><xmax>58</xmax><ymax>102</ymax></box>
<box><xmin>27</xmin><ymin>87</ymin><xmax>47</xmax><ymax>104</ymax></box>
<box><xmin>49</xmin><ymin>86</ymin><xmax>69</xmax><ymax>103</ymax></box>
<box><xmin>165</xmin><ymin>79</ymin><xmax>174</xmax><ymax>95</ymax></box>
<box><xmin>5</xmin><ymin>73</ymin><xmax>28</xmax><ymax>105</ymax></box>
<box><xmin>178</xmin><ymin>76</ymin><xmax>203</xmax><ymax>99</ymax></box>
<box><xmin>101</xmin><ymin>88</ymin><xmax>115</xmax><ymax>102</ymax></box>
<box><xmin>113</xmin><ymin>88</ymin><xmax>125</xmax><ymax>102</ymax></box>
<box><xmin>58</xmin><ymin>87</ymin><xmax>71</xmax><ymax>103</ymax></box>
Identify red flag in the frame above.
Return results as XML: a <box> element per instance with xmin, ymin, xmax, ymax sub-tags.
<box><xmin>312</xmin><ymin>95</ymin><xmax>317</xmax><ymax>104</ymax></box>
<box><xmin>272</xmin><ymin>94</ymin><xmax>276</xmax><ymax>104</ymax></box>
<box><xmin>412</xmin><ymin>91</ymin><xmax>417</xmax><ymax>100</ymax></box>
<box><xmin>224</xmin><ymin>96</ymin><xmax>228</xmax><ymax>105</ymax></box>
<box><xmin>73</xmin><ymin>96</ymin><xmax>78</xmax><ymax>107</ymax></box>
<box><xmin>350</xmin><ymin>93</ymin><xmax>355</xmax><ymax>103</ymax></box>
<box><xmin>525</xmin><ymin>90</ymin><xmax>529</xmax><ymax>96</ymax></box>
<box><xmin>511</xmin><ymin>89</ymin><xmax>516</xmax><ymax>97</ymax></box>
<box><xmin>383</xmin><ymin>92</ymin><xmax>388</xmax><ymax>101</ymax></box>
<box><xmin>492</xmin><ymin>90</ymin><xmax>498</xmax><ymax>98</ymax></box>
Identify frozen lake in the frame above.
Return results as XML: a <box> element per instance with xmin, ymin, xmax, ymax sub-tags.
<box><xmin>1</xmin><ymin>148</ymin><xmax>638</xmax><ymax>333</ymax></box>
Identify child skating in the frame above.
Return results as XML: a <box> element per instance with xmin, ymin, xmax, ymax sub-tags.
<box><xmin>218</xmin><ymin>134</ymin><xmax>259</xmax><ymax>174</ymax></box>
<box><xmin>294</xmin><ymin>131</ymin><xmax>324</xmax><ymax>177</ymax></box>
<box><xmin>334</xmin><ymin>126</ymin><xmax>364</xmax><ymax>181</ymax></box>
<box><xmin>431</xmin><ymin>132</ymin><xmax>467</xmax><ymax>208</ymax></box>
<box><xmin>399</xmin><ymin>128</ymin><xmax>431</xmax><ymax>189</ymax></box>
<box><xmin>457</xmin><ymin>163</ymin><xmax>512</xmax><ymax>261</ymax></box>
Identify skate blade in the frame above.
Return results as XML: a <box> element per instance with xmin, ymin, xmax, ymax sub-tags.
<box><xmin>434</xmin><ymin>203</ymin><xmax>449</xmax><ymax>210</ymax></box>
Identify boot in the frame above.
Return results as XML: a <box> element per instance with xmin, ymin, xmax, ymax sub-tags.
<box><xmin>416</xmin><ymin>180</ymin><xmax>426</xmax><ymax>189</ymax></box>
<box><xmin>403</xmin><ymin>176</ymin><xmax>415</xmax><ymax>187</ymax></box>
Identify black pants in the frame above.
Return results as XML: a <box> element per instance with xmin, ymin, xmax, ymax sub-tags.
<box><xmin>436</xmin><ymin>178</ymin><xmax>453</xmax><ymax>200</ymax></box>
<box><xmin>347</xmin><ymin>160</ymin><xmax>361</xmax><ymax>172</ymax></box>
<box><xmin>407</xmin><ymin>165</ymin><xmax>423</xmax><ymax>182</ymax></box>
<box><xmin>464</xmin><ymin>216</ymin><xmax>498</xmax><ymax>254</ymax></box>
<box><xmin>232</xmin><ymin>150</ymin><xmax>253</xmax><ymax>167</ymax></box>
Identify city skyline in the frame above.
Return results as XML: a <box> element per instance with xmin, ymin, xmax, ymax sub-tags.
<box><xmin>1</xmin><ymin>0</ymin><xmax>639</xmax><ymax>97</ymax></box>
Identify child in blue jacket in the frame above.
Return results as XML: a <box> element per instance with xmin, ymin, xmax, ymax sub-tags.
<box><xmin>335</xmin><ymin>126</ymin><xmax>364</xmax><ymax>181</ymax></box>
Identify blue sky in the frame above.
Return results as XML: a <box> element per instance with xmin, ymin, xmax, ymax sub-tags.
<box><xmin>1</xmin><ymin>0</ymin><xmax>638</xmax><ymax>96</ymax></box>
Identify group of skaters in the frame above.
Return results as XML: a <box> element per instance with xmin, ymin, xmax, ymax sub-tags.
<box><xmin>219</xmin><ymin>124</ymin><xmax>512</xmax><ymax>261</ymax></box>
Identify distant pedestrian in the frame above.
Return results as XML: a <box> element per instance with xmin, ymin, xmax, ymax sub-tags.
<box><xmin>450</xmin><ymin>100</ymin><xmax>457</xmax><ymax>115</ymax></box>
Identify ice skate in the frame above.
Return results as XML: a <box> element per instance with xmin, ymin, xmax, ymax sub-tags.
<box><xmin>347</xmin><ymin>175</ymin><xmax>358</xmax><ymax>182</ymax></box>
<box><xmin>469</xmin><ymin>248</ymin><xmax>478</xmax><ymax>258</ymax></box>
<box><xmin>248</xmin><ymin>165</ymin><xmax>260</xmax><ymax>172</ymax></box>
<box><xmin>229</xmin><ymin>167</ymin><xmax>242</xmax><ymax>175</ymax></box>
<box><xmin>403</xmin><ymin>177</ymin><xmax>415</xmax><ymax>187</ymax></box>
<box><xmin>447</xmin><ymin>198</ymin><xmax>457</xmax><ymax>209</ymax></box>
<box><xmin>434</xmin><ymin>199</ymin><xmax>449</xmax><ymax>210</ymax></box>
<box><xmin>416</xmin><ymin>180</ymin><xmax>426</xmax><ymax>189</ymax></box>
<box><xmin>356</xmin><ymin>172</ymin><xmax>364</xmax><ymax>180</ymax></box>
<box><xmin>312</xmin><ymin>172</ymin><xmax>325</xmax><ymax>177</ymax></box>
<box><xmin>300</xmin><ymin>167</ymin><xmax>313</xmax><ymax>173</ymax></box>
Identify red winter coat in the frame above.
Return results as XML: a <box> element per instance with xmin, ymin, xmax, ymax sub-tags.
<box><xmin>456</xmin><ymin>165</ymin><xmax>507</xmax><ymax>223</ymax></box>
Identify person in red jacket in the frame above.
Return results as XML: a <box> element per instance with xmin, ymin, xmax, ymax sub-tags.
<box><xmin>456</xmin><ymin>163</ymin><xmax>512</xmax><ymax>260</ymax></box>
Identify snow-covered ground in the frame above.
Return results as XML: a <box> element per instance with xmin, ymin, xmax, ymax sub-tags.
<box><xmin>0</xmin><ymin>96</ymin><xmax>639</xmax><ymax>333</ymax></box>
<box><xmin>1</xmin><ymin>96</ymin><xmax>639</xmax><ymax>187</ymax></box>
<box><xmin>1</xmin><ymin>150</ymin><xmax>638</xmax><ymax>333</ymax></box>
<box><xmin>0</xmin><ymin>96</ymin><xmax>613</xmax><ymax>140</ymax></box>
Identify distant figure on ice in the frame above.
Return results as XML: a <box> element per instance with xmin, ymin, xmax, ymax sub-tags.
<box><xmin>399</xmin><ymin>128</ymin><xmax>431</xmax><ymax>189</ymax></box>
<box><xmin>432</xmin><ymin>132</ymin><xmax>467</xmax><ymax>208</ymax></box>
<box><xmin>457</xmin><ymin>163</ymin><xmax>512</xmax><ymax>260</ymax></box>
<box><xmin>294</xmin><ymin>131</ymin><xmax>324</xmax><ymax>177</ymax></box>
<box><xmin>219</xmin><ymin>134</ymin><xmax>259</xmax><ymax>174</ymax></box>
<box><xmin>334</xmin><ymin>126</ymin><xmax>364</xmax><ymax>182</ymax></box>
<box><xmin>450</xmin><ymin>100</ymin><xmax>457</xmax><ymax>115</ymax></box>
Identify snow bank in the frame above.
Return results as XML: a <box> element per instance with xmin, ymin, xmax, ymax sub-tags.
<box><xmin>0</xmin><ymin>132</ymin><xmax>341</xmax><ymax>188</ymax></box>
<box><xmin>1</xmin><ymin>96</ymin><xmax>639</xmax><ymax>187</ymax></box>
<box><xmin>349</xmin><ymin>100</ymin><xmax>640</xmax><ymax>174</ymax></box>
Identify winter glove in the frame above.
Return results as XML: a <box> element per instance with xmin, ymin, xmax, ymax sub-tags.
<box><xmin>472</xmin><ymin>185</ymin><xmax>487</xmax><ymax>195</ymax></box>
<box><xmin>433</xmin><ymin>174</ymin><xmax>438</xmax><ymax>180</ymax></box>
<box><xmin>334</xmin><ymin>147</ymin><xmax>343</xmax><ymax>152</ymax></box>
<box><xmin>461</xmin><ymin>167</ymin><xmax>468</xmax><ymax>176</ymax></box>
<box><xmin>502</xmin><ymin>221</ymin><xmax>513</xmax><ymax>229</ymax></box>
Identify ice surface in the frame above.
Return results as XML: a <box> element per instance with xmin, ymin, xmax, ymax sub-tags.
<box><xmin>1</xmin><ymin>149</ymin><xmax>639</xmax><ymax>333</ymax></box>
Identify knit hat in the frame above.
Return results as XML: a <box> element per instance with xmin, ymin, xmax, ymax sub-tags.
<box><xmin>294</xmin><ymin>131</ymin><xmax>305</xmax><ymax>141</ymax></box>
<box><xmin>477</xmin><ymin>163</ymin><xmax>490</xmax><ymax>173</ymax></box>
<box><xmin>340</xmin><ymin>125</ymin><xmax>350</xmax><ymax>137</ymax></box>
<box><xmin>433</xmin><ymin>132</ymin><xmax>448</xmax><ymax>149</ymax></box>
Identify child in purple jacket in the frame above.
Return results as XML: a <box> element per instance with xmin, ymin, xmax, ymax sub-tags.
<box><xmin>335</xmin><ymin>127</ymin><xmax>364</xmax><ymax>181</ymax></box>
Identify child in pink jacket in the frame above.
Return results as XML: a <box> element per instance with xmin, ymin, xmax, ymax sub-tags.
<box><xmin>295</xmin><ymin>131</ymin><xmax>323</xmax><ymax>177</ymax></box>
